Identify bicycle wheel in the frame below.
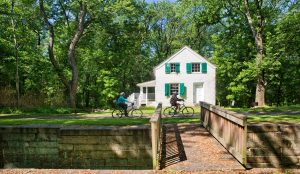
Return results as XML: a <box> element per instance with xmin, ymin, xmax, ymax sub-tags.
<box><xmin>131</xmin><ymin>109</ymin><xmax>143</xmax><ymax>118</ymax></box>
<box><xmin>163</xmin><ymin>107</ymin><xmax>175</xmax><ymax>117</ymax></box>
<box><xmin>112</xmin><ymin>109</ymin><xmax>123</xmax><ymax>118</ymax></box>
<box><xmin>181</xmin><ymin>107</ymin><xmax>194</xmax><ymax>117</ymax></box>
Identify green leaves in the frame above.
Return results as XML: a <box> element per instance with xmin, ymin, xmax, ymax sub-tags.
<box><xmin>0</xmin><ymin>0</ymin><xmax>299</xmax><ymax>108</ymax></box>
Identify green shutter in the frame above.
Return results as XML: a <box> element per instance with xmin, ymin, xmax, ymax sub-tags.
<box><xmin>202</xmin><ymin>62</ymin><xmax>207</xmax><ymax>74</ymax></box>
<box><xmin>175</xmin><ymin>63</ymin><xmax>180</xmax><ymax>73</ymax></box>
<box><xmin>165</xmin><ymin>83</ymin><xmax>170</xmax><ymax>96</ymax></box>
<box><xmin>179</xmin><ymin>83</ymin><xmax>185</xmax><ymax>97</ymax></box>
<box><xmin>186</xmin><ymin>63</ymin><xmax>191</xmax><ymax>74</ymax></box>
<box><xmin>165</xmin><ymin>63</ymin><xmax>170</xmax><ymax>74</ymax></box>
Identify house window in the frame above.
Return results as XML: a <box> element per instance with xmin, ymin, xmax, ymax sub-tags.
<box><xmin>167</xmin><ymin>63</ymin><xmax>180</xmax><ymax>73</ymax></box>
<box><xmin>192</xmin><ymin>63</ymin><xmax>201</xmax><ymax>72</ymax></box>
<box><xmin>170</xmin><ymin>63</ymin><xmax>176</xmax><ymax>73</ymax></box>
<box><xmin>170</xmin><ymin>83</ymin><xmax>179</xmax><ymax>95</ymax></box>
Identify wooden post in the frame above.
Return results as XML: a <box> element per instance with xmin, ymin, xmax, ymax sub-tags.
<box><xmin>146</xmin><ymin>87</ymin><xmax>148</xmax><ymax>106</ymax></box>
<box><xmin>151</xmin><ymin>121</ymin><xmax>158</xmax><ymax>169</ymax></box>
<box><xmin>150</xmin><ymin>103</ymin><xmax>162</xmax><ymax>170</ymax></box>
<box><xmin>242</xmin><ymin>117</ymin><xmax>249</xmax><ymax>168</ymax></box>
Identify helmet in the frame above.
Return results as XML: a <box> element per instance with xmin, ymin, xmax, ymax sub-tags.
<box><xmin>120</xmin><ymin>92</ymin><xmax>125</xmax><ymax>96</ymax></box>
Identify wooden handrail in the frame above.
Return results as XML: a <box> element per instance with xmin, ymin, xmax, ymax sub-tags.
<box><xmin>200</xmin><ymin>101</ymin><xmax>248</xmax><ymax>167</ymax></box>
<box><xmin>150</xmin><ymin>102</ymin><xmax>162</xmax><ymax>170</ymax></box>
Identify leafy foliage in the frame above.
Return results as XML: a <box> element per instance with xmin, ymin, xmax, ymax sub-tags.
<box><xmin>0</xmin><ymin>0</ymin><xmax>299</xmax><ymax>108</ymax></box>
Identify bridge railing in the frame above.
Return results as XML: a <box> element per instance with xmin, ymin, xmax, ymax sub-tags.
<box><xmin>150</xmin><ymin>102</ymin><xmax>162</xmax><ymax>170</ymax></box>
<box><xmin>200</xmin><ymin>102</ymin><xmax>248</xmax><ymax>166</ymax></box>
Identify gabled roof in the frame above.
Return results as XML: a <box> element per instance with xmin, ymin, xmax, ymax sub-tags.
<box><xmin>137</xmin><ymin>80</ymin><xmax>156</xmax><ymax>87</ymax></box>
<box><xmin>154</xmin><ymin>46</ymin><xmax>216</xmax><ymax>70</ymax></box>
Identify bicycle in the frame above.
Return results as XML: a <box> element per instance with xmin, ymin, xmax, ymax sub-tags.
<box><xmin>163</xmin><ymin>100</ymin><xmax>194</xmax><ymax>117</ymax></box>
<box><xmin>112</xmin><ymin>102</ymin><xmax>143</xmax><ymax>118</ymax></box>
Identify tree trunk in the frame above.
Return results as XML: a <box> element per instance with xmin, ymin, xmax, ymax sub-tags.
<box><xmin>39</xmin><ymin>0</ymin><xmax>90</xmax><ymax>108</ymax></box>
<box><xmin>11</xmin><ymin>0</ymin><xmax>20</xmax><ymax>108</ymax></box>
<box><xmin>67</xmin><ymin>2</ymin><xmax>88</xmax><ymax>108</ymax></box>
<box><xmin>244</xmin><ymin>0</ymin><xmax>265</xmax><ymax>106</ymax></box>
<box><xmin>84</xmin><ymin>74</ymin><xmax>90</xmax><ymax>107</ymax></box>
<box><xmin>254</xmin><ymin>31</ymin><xmax>265</xmax><ymax>106</ymax></box>
<box><xmin>39</xmin><ymin>0</ymin><xmax>69</xmax><ymax>88</ymax></box>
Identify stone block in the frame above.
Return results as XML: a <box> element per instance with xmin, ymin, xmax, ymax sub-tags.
<box><xmin>247</xmin><ymin>132</ymin><xmax>282</xmax><ymax>148</ymax></box>
<box><xmin>105</xmin><ymin>158</ymin><xmax>128</xmax><ymax>166</ymax></box>
<box><xmin>127</xmin><ymin>158</ymin><xmax>145</xmax><ymax>166</ymax></box>
<box><xmin>283</xmin><ymin>139</ymin><xmax>300</xmax><ymax>156</ymax></box>
<box><xmin>2</xmin><ymin>134</ymin><xmax>35</xmax><ymax>141</ymax></box>
<box><xmin>3</xmin><ymin>147</ymin><xmax>23</xmax><ymax>155</ymax></box>
<box><xmin>27</xmin><ymin>141</ymin><xmax>58</xmax><ymax>148</ymax></box>
<box><xmin>24</xmin><ymin>147</ymin><xmax>58</xmax><ymax>155</ymax></box>
<box><xmin>19</xmin><ymin>128</ymin><xmax>38</xmax><ymax>134</ymax></box>
<box><xmin>248</xmin><ymin>123</ymin><xmax>279</xmax><ymax>132</ymax></box>
<box><xmin>127</xmin><ymin>157</ymin><xmax>152</xmax><ymax>167</ymax></box>
<box><xmin>247</xmin><ymin>156</ymin><xmax>281</xmax><ymax>167</ymax></box>
<box><xmin>60</xmin><ymin>136</ymin><xmax>85</xmax><ymax>144</ymax></box>
<box><xmin>38</xmin><ymin>127</ymin><xmax>60</xmax><ymax>134</ymax></box>
<box><xmin>87</xmin><ymin>151</ymin><xmax>114</xmax><ymax>159</ymax></box>
<box><xmin>36</xmin><ymin>133</ymin><xmax>58</xmax><ymax>141</ymax></box>
<box><xmin>7</xmin><ymin>141</ymin><xmax>25</xmax><ymax>148</ymax></box>
<box><xmin>247</xmin><ymin>148</ymin><xmax>281</xmax><ymax>157</ymax></box>
<box><xmin>89</xmin><ymin>159</ymin><xmax>105</xmax><ymax>168</ymax></box>
<box><xmin>59</xmin><ymin>150</ymin><xmax>73</xmax><ymax>159</ymax></box>
<box><xmin>281</xmin><ymin>156</ymin><xmax>299</xmax><ymax>164</ymax></box>
<box><xmin>59</xmin><ymin>144</ymin><xmax>74</xmax><ymax>151</ymax></box>
<box><xmin>280</xmin><ymin>124</ymin><xmax>300</xmax><ymax>139</ymax></box>
<box><xmin>60</xmin><ymin>128</ymin><xmax>115</xmax><ymax>136</ymax></box>
<box><xmin>0</xmin><ymin>127</ymin><xmax>21</xmax><ymax>133</ymax></box>
<box><xmin>3</xmin><ymin>154</ymin><xmax>23</xmax><ymax>163</ymax></box>
<box><xmin>73</xmin><ymin>144</ymin><xmax>111</xmax><ymax>151</ymax></box>
<box><xmin>57</xmin><ymin>158</ymin><xmax>70</xmax><ymax>168</ymax></box>
<box><xmin>60</xmin><ymin>135</ymin><xmax>107</xmax><ymax>144</ymax></box>
<box><xmin>247</xmin><ymin>162</ymin><xmax>278</xmax><ymax>168</ymax></box>
<box><xmin>136</xmin><ymin>144</ymin><xmax>152</xmax><ymax>150</ymax></box>
<box><xmin>282</xmin><ymin>144</ymin><xmax>300</xmax><ymax>156</ymax></box>
<box><xmin>1</xmin><ymin>125</ymin><xmax>153</xmax><ymax>170</ymax></box>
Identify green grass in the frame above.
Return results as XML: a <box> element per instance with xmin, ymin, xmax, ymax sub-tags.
<box><xmin>162</xmin><ymin>117</ymin><xmax>200</xmax><ymax>124</ymax></box>
<box><xmin>247</xmin><ymin>114</ymin><xmax>300</xmax><ymax>123</ymax></box>
<box><xmin>0</xmin><ymin>105</ymin><xmax>202</xmax><ymax>126</ymax></box>
<box><xmin>0</xmin><ymin>106</ymin><xmax>201</xmax><ymax>116</ymax></box>
<box><xmin>0</xmin><ymin>116</ymin><xmax>200</xmax><ymax>126</ymax></box>
<box><xmin>0</xmin><ymin>117</ymin><xmax>151</xmax><ymax>126</ymax></box>
<box><xmin>0</xmin><ymin>107</ymin><xmax>75</xmax><ymax>115</ymax></box>
<box><xmin>0</xmin><ymin>106</ymin><xmax>200</xmax><ymax>126</ymax></box>
<box><xmin>225</xmin><ymin>104</ymin><xmax>300</xmax><ymax>123</ymax></box>
<box><xmin>227</xmin><ymin>104</ymin><xmax>300</xmax><ymax>113</ymax></box>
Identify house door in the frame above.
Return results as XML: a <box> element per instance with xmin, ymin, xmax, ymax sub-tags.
<box><xmin>194</xmin><ymin>83</ymin><xmax>204</xmax><ymax>103</ymax></box>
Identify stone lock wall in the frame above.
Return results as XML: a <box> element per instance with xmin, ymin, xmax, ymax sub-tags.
<box><xmin>247</xmin><ymin>123</ymin><xmax>300</xmax><ymax>168</ymax></box>
<box><xmin>0</xmin><ymin>125</ymin><xmax>152</xmax><ymax>169</ymax></box>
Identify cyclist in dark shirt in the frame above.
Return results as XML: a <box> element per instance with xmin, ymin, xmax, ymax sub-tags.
<box><xmin>170</xmin><ymin>92</ymin><xmax>183</xmax><ymax>113</ymax></box>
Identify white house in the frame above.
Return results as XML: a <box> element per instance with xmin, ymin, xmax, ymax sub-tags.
<box><xmin>131</xmin><ymin>46</ymin><xmax>216</xmax><ymax>107</ymax></box>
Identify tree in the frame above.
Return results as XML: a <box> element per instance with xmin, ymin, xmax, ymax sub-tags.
<box><xmin>242</xmin><ymin>0</ymin><xmax>265</xmax><ymax>106</ymax></box>
<box><xmin>39</xmin><ymin>0</ymin><xmax>93</xmax><ymax>108</ymax></box>
<box><xmin>10</xmin><ymin>0</ymin><xmax>20</xmax><ymax>107</ymax></box>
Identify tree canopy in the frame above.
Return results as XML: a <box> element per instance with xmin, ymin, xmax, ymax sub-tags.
<box><xmin>0</xmin><ymin>0</ymin><xmax>299</xmax><ymax>108</ymax></box>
